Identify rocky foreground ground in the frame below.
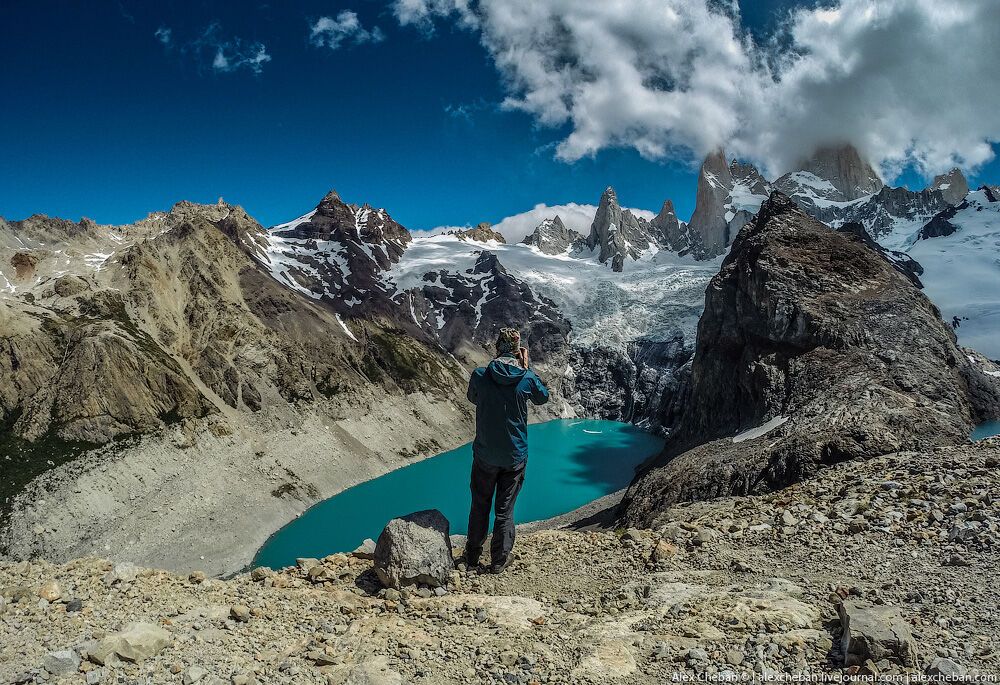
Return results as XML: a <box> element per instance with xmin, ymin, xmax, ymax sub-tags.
<box><xmin>2</xmin><ymin>438</ymin><xmax>998</xmax><ymax>685</ymax></box>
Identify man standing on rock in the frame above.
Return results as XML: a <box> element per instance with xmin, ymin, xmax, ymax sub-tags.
<box><xmin>464</xmin><ymin>328</ymin><xmax>549</xmax><ymax>573</ymax></box>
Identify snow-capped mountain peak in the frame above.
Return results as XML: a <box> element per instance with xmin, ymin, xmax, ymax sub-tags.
<box><xmin>521</xmin><ymin>216</ymin><xmax>585</xmax><ymax>256</ymax></box>
<box><xmin>248</xmin><ymin>191</ymin><xmax>410</xmax><ymax>307</ymax></box>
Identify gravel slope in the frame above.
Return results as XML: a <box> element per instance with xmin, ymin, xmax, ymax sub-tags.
<box><xmin>2</xmin><ymin>439</ymin><xmax>996</xmax><ymax>684</ymax></box>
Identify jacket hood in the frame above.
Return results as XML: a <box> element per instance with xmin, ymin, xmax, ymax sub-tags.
<box><xmin>486</xmin><ymin>357</ymin><xmax>527</xmax><ymax>386</ymax></box>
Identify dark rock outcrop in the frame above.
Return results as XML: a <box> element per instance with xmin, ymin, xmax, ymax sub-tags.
<box><xmin>835</xmin><ymin>222</ymin><xmax>923</xmax><ymax>288</ymax></box>
<box><xmin>566</xmin><ymin>338</ymin><xmax>692</xmax><ymax>435</ymax></box>
<box><xmin>930</xmin><ymin>168</ymin><xmax>970</xmax><ymax>206</ymax></box>
<box><xmin>456</xmin><ymin>222</ymin><xmax>506</xmax><ymax>244</ymax></box>
<box><xmin>918</xmin><ymin>197</ymin><xmax>967</xmax><ymax>240</ymax></box>
<box><xmin>620</xmin><ymin>192</ymin><xmax>984</xmax><ymax>526</ymax></box>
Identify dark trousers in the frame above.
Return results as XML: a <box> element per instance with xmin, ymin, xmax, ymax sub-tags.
<box><xmin>466</xmin><ymin>459</ymin><xmax>526</xmax><ymax>563</ymax></box>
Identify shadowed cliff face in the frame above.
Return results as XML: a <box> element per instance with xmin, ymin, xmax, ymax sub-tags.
<box><xmin>620</xmin><ymin>192</ymin><xmax>997</xmax><ymax>526</ymax></box>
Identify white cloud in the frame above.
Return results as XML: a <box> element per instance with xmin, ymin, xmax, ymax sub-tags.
<box><xmin>392</xmin><ymin>0</ymin><xmax>479</xmax><ymax>32</ymax></box>
<box><xmin>423</xmin><ymin>202</ymin><xmax>655</xmax><ymax>243</ymax></box>
<box><xmin>154</xmin><ymin>26</ymin><xmax>172</xmax><ymax>46</ymax></box>
<box><xmin>158</xmin><ymin>23</ymin><xmax>271</xmax><ymax>75</ymax></box>
<box><xmin>310</xmin><ymin>11</ymin><xmax>385</xmax><ymax>50</ymax></box>
<box><xmin>736</xmin><ymin>0</ymin><xmax>1000</xmax><ymax>177</ymax></box>
<box><xmin>210</xmin><ymin>41</ymin><xmax>271</xmax><ymax>75</ymax></box>
<box><xmin>401</xmin><ymin>0</ymin><xmax>1000</xmax><ymax>179</ymax></box>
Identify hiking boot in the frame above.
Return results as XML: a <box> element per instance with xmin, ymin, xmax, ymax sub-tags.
<box><xmin>487</xmin><ymin>555</ymin><xmax>513</xmax><ymax>575</ymax></box>
<box><xmin>463</xmin><ymin>548</ymin><xmax>482</xmax><ymax>568</ymax></box>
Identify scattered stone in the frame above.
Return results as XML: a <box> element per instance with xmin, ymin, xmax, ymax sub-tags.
<box><xmin>651</xmin><ymin>539</ymin><xmax>679</xmax><ymax>562</ymax></box>
<box><xmin>837</xmin><ymin>601</ymin><xmax>918</xmax><ymax>667</ymax></box>
<box><xmin>686</xmin><ymin>648</ymin><xmax>709</xmax><ymax>664</ymax></box>
<box><xmin>927</xmin><ymin>657</ymin><xmax>967</xmax><ymax>678</ymax></box>
<box><xmin>97</xmin><ymin>622</ymin><xmax>172</xmax><ymax>663</ymax></box>
<box><xmin>189</xmin><ymin>571</ymin><xmax>206</xmax><ymax>584</ymax></box>
<box><xmin>781</xmin><ymin>510</ymin><xmax>798</xmax><ymax>526</ymax></box>
<box><xmin>37</xmin><ymin>580</ymin><xmax>62</xmax><ymax>602</ymax></box>
<box><xmin>184</xmin><ymin>665</ymin><xmax>208</xmax><ymax>684</ymax></box>
<box><xmin>230</xmin><ymin>605</ymin><xmax>251</xmax><ymax>622</ymax></box>
<box><xmin>103</xmin><ymin>562</ymin><xmax>139</xmax><ymax>586</ymax></box>
<box><xmin>692</xmin><ymin>527</ymin><xmax>716</xmax><ymax>545</ymax></box>
<box><xmin>42</xmin><ymin>649</ymin><xmax>81</xmax><ymax>675</ymax></box>
<box><xmin>296</xmin><ymin>558</ymin><xmax>321</xmax><ymax>572</ymax></box>
<box><xmin>373</xmin><ymin>509</ymin><xmax>454</xmax><ymax>589</ymax></box>
<box><xmin>88</xmin><ymin>639</ymin><xmax>120</xmax><ymax>666</ymax></box>
<box><xmin>66</xmin><ymin>598</ymin><xmax>83</xmax><ymax>612</ymax></box>
<box><xmin>621</xmin><ymin>528</ymin><xmax>648</xmax><ymax>543</ymax></box>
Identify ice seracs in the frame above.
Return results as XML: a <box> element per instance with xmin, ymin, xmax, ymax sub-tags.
<box><xmin>909</xmin><ymin>187</ymin><xmax>1000</xmax><ymax>359</ymax></box>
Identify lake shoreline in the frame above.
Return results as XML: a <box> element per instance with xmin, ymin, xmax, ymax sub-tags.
<box><xmin>253</xmin><ymin>419</ymin><xmax>662</xmax><ymax>570</ymax></box>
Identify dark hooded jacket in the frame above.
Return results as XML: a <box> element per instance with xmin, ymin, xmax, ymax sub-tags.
<box><xmin>467</xmin><ymin>356</ymin><xmax>550</xmax><ymax>467</ymax></box>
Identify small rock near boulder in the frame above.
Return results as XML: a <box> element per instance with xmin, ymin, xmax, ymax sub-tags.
<box><xmin>352</xmin><ymin>538</ymin><xmax>377</xmax><ymax>560</ymax></box>
<box><xmin>927</xmin><ymin>657</ymin><xmax>967</xmax><ymax>678</ymax></box>
<box><xmin>230</xmin><ymin>605</ymin><xmax>251</xmax><ymax>623</ymax></box>
<box><xmin>374</xmin><ymin>509</ymin><xmax>454</xmax><ymax>589</ymax></box>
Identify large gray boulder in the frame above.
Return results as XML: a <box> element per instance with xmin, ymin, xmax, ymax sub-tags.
<box><xmin>837</xmin><ymin>601</ymin><xmax>918</xmax><ymax>668</ymax></box>
<box><xmin>89</xmin><ymin>621</ymin><xmax>172</xmax><ymax>664</ymax></box>
<box><xmin>374</xmin><ymin>510</ymin><xmax>454</xmax><ymax>589</ymax></box>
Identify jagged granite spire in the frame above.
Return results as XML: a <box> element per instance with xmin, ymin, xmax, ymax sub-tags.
<box><xmin>686</xmin><ymin>150</ymin><xmax>736</xmax><ymax>258</ymax></box>
<box><xmin>930</xmin><ymin>168</ymin><xmax>969</xmax><ymax>206</ymax></box>
<box><xmin>586</xmin><ymin>187</ymin><xmax>649</xmax><ymax>271</ymax></box>
<box><xmin>796</xmin><ymin>144</ymin><xmax>884</xmax><ymax>200</ymax></box>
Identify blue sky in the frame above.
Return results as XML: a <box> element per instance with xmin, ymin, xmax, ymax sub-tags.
<box><xmin>1</xmin><ymin>1</ymin><xmax>998</xmax><ymax>229</ymax></box>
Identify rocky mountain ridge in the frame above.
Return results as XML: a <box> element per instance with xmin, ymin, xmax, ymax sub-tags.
<box><xmin>621</xmin><ymin>192</ymin><xmax>1000</xmax><ymax>525</ymax></box>
<box><xmin>682</xmin><ymin>145</ymin><xmax>969</xmax><ymax>259</ymax></box>
<box><xmin>520</xmin><ymin>216</ymin><xmax>583</xmax><ymax>255</ymax></box>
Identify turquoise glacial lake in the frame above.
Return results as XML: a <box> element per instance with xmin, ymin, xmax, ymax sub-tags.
<box><xmin>253</xmin><ymin>419</ymin><xmax>663</xmax><ymax>569</ymax></box>
<box><xmin>972</xmin><ymin>420</ymin><xmax>1000</xmax><ymax>441</ymax></box>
